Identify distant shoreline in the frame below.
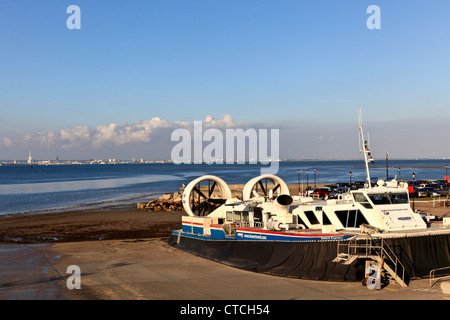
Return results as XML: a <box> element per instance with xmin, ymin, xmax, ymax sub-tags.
<box><xmin>1</xmin><ymin>158</ymin><xmax>449</xmax><ymax>166</ymax></box>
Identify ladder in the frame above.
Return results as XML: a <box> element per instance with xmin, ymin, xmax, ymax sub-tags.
<box><xmin>333</xmin><ymin>236</ymin><xmax>407</xmax><ymax>287</ymax></box>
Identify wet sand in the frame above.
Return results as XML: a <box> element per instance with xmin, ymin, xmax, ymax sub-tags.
<box><xmin>0</xmin><ymin>206</ymin><xmax>184</xmax><ymax>244</ymax></box>
<box><xmin>1</xmin><ymin>202</ymin><xmax>449</xmax><ymax>302</ymax></box>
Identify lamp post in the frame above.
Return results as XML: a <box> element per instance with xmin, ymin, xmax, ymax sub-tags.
<box><xmin>386</xmin><ymin>152</ymin><xmax>389</xmax><ymax>180</ymax></box>
<box><xmin>412</xmin><ymin>172</ymin><xmax>416</xmax><ymax>212</ymax></box>
<box><xmin>314</xmin><ymin>168</ymin><xmax>317</xmax><ymax>188</ymax></box>
<box><xmin>349</xmin><ymin>171</ymin><xmax>352</xmax><ymax>188</ymax></box>
<box><xmin>446</xmin><ymin>164</ymin><xmax>449</xmax><ymax>183</ymax></box>
<box><xmin>297</xmin><ymin>169</ymin><xmax>301</xmax><ymax>194</ymax></box>
<box><xmin>306</xmin><ymin>169</ymin><xmax>309</xmax><ymax>190</ymax></box>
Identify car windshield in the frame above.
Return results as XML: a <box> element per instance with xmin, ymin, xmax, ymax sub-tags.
<box><xmin>367</xmin><ymin>192</ymin><xmax>409</xmax><ymax>205</ymax></box>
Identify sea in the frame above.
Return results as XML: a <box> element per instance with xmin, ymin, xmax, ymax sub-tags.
<box><xmin>0</xmin><ymin>159</ymin><xmax>448</xmax><ymax>216</ymax></box>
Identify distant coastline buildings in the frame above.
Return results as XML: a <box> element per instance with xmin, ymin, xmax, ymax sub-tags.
<box><xmin>0</xmin><ymin>151</ymin><xmax>447</xmax><ymax>166</ymax></box>
<box><xmin>0</xmin><ymin>152</ymin><xmax>174</xmax><ymax>165</ymax></box>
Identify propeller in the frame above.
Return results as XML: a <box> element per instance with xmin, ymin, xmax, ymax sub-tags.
<box><xmin>182</xmin><ymin>175</ymin><xmax>232</xmax><ymax>217</ymax></box>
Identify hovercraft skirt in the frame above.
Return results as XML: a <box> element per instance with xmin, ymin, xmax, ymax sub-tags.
<box><xmin>168</xmin><ymin>232</ymin><xmax>450</xmax><ymax>283</ymax></box>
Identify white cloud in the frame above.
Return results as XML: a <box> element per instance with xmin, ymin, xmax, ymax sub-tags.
<box><xmin>60</xmin><ymin>126</ymin><xmax>92</xmax><ymax>149</ymax></box>
<box><xmin>203</xmin><ymin>114</ymin><xmax>236</xmax><ymax>128</ymax></box>
<box><xmin>1</xmin><ymin>137</ymin><xmax>12</xmax><ymax>147</ymax></box>
<box><xmin>0</xmin><ymin>115</ymin><xmax>241</xmax><ymax>152</ymax></box>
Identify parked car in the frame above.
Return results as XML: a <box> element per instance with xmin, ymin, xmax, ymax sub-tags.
<box><xmin>328</xmin><ymin>190</ymin><xmax>340</xmax><ymax>199</ymax></box>
<box><xmin>311</xmin><ymin>187</ymin><xmax>332</xmax><ymax>199</ymax></box>
<box><xmin>417</xmin><ymin>189</ymin><xmax>429</xmax><ymax>197</ymax></box>
<box><xmin>428</xmin><ymin>188</ymin><xmax>441</xmax><ymax>197</ymax></box>
<box><xmin>439</xmin><ymin>187</ymin><xmax>450</xmax><ymax>196</ymax></box>
<box><xmin>417</xmin><ymin>187</ymin><xmax>440</xmax><ymax>197</ymax></box>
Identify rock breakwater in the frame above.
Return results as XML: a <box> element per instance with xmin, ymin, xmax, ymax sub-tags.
<box><xmin>137</xmin><ymin>192</ymin><xmax>183</xmax><ymax>212</ymax></box>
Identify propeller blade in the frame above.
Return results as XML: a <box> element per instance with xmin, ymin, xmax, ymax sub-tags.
<box><xmin>193</xmin><ymin>186</ymin><xmax>208</xmax><ymax>199</ymax></box>
<box><xmin>209</xmin><ymin>181</ymin><xmax>217</xmax><ymax>197</ymax></box>
<box><xmin>273</xmin><ymin>184</ymin><xmax>280</xmax><ymax>192</ymax></box>
<box><xmin>258</xmin><ymin>181</ymin><xmax>267</xmax><ymax>196</ymax></box>
<box><xmin>193</xmin><ymin>201</ymin><xmax>207</xmax><ymax>214</ymax></box>
<box><xmin>209</xmin><ymin>198</ymin><xmax>227</xmax><ymax>204</ymax></box>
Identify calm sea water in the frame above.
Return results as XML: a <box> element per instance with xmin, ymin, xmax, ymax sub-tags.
<box><xmin>0</xmin><ymin>159</ymin><xmax>448</xmax><ymax>215</ymax></box>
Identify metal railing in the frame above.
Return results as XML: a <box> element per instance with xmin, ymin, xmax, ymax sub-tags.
<box><xmin>429</xmin><ymin>266</ymin><xmax>450</xmax><ymax>287</ymax></box>
<box><xmin>336</xmin><ymin>236</ymin><xmax>406</xmax><ymax>287</ymax></box>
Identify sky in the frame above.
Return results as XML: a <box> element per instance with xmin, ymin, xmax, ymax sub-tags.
<box><xmin>1</xmin><ymin>0</ymin><xmax>450</xmax><ymax>161</ymax></box>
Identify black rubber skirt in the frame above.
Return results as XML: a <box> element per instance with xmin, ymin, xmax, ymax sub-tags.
<box><xmin>168</xmin><ymin>233</ymin><xmax>450</xmax><ymax>283</ymax></box>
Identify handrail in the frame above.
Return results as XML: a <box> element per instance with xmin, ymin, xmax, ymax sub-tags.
<box><xmin>336</xmin><ymin>237</ymin><xmax>406</xmax><ymax>286</ymax></box>
<box><xmin>429</xmin><ymin>266</ymin><xmax>450</xmax><ymax>287</ymax></box>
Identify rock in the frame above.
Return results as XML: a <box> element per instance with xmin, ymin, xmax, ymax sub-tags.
<box><xmin>137</xmin><ymin>203</ymin><xmax>146</xmax><ymax>210</ymax></box>
<box><xmin>137</xmin><ymin>191</ymin><xmax>185</xmax><ymax>212</ymax></box>
<box><xmin>160</xmin><ymin>194</ymin><xmax>172</xmax><ymax>201</ymax></box>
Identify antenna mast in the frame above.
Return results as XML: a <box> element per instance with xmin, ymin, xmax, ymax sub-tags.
<box><xmin>358</xmin><ymin>108</ymin><xmax>374</xmax><ymax>188</ymax></box>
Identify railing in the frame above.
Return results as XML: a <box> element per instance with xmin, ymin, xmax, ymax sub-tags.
<box><xmin>380</xmin><ymin>239</ymin><xmax>406</xmax><ymax>285</ymax></box>
<box><xmin>429</xmin><ymin>266</ymin><xmax>450</xmax><ymax>287</ymax></box>
<box><xmin>336</xmin><ymin>236</ymin><xmax>407</xmax><ymax>287</ymax></box>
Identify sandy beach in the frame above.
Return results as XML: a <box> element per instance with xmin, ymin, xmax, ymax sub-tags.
<box><xmin>1</xmin><ymin>200</ymin><xmax>450</xmax><ymax>302</ymax></box>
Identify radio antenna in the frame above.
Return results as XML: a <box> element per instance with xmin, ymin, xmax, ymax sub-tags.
<box><xmin>358</xmin><ymin>108</ymin><xmax>374</xmax><ymax>188</ymax></box>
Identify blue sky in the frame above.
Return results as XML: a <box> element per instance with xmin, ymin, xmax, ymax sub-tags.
<box><xmin>1</xmin><ymin>1</ymin><xmax>450</xmax><ymax>160</ymax></box>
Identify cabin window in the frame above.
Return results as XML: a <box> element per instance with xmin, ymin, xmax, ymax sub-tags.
<box><xmin>322</xmin><ymin>212</ymin><xmax>332</xmax><ymax>225</ymax></box>
<box><xmin>253</xmin><ymin>207</ymin><xmax>263</xmax><ymax>221</ymax></box>
<box><xmin>353</xmin><ymin>193</ymin><xmax>367</xmax><ymax>202</ymax></box>
<box><xmin>304</xmin><ymin>210</ymin><xmax>320</xmax><ymax>225</ymax></box>
<box><xmin>355</xmin><ymin>210</ymin><xmax>369</xmax><ymax>226</ymax></box>
<box><xmin>294</xmin><ymin>215</ymin><xmax>308</xmax><ymax>228</ymax></box>
<box><xmin>367</xmin><ymin>193</ymin><xmax>390</xmax><ymax>205</ymax></box>
<box><xmin>353</xmin><ymin>192</ymin><xmax>373</xmax><ymax>208</ymax></box>
<box><xmin>390</xmin><ymin>193</ymin><xmax>409</xmax><ymax>204</ymax></box>
<box><xmin>367</xmin><ymin>192</ymin><xmax>409</xmax><ymax>205</ymax></box>
<box><xmin>334</xmin><ymin>210</ymin><xmax>368</xmax><ymax>228</ymax></box>
<box><xmin>226</xmin><ymin>211</ymin><xmax>249</xmax><ymax>223</ymax></box>
<box><xmin>241</xmin><ymin>211</ymin><xmax>249</xmax><ymax>223</ymax></box>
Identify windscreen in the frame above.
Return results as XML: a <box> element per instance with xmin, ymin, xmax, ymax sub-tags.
<box><xmin>367</xmin><ymin>192</ymin><xmax>409</xmax><ymax>205</ymax></box>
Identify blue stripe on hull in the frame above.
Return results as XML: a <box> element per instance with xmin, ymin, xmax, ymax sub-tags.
<box><xmin>235</xmin><ymin>230</ymin><xmax>352</xmax><ymax>241</ymax></box>
<box><xmin>172</xmin><ymin>230</ymin><xmax>353</xmax><ymax>242</ymax></box>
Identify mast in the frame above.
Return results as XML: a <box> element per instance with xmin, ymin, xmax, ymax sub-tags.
<box><xmin>358</xmin><ymin>108</ymin><xmax>374</xmax><ymax>188</ymax></box>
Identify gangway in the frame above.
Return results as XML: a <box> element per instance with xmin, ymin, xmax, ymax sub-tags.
<box><xmin>333</xmin><ymin>236</ymin><xmax>407</xmax><ymax>287</ymax></box>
